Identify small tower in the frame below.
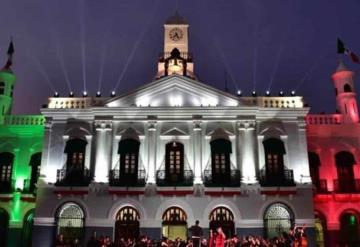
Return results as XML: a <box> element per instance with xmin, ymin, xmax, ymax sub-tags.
<box><xmin>156</xmin><ymin>12</ymin><xmax>195</xmax><ymax>79</ymax></box>
<box><xmin>0</xmin><ymin>39</ymin><xmax>16</xmax><ymax>123</ymax></box>
<box><xmin>332</xmin><ymin>60</ymin><xmax>359</xmax><ymax>123</ymax></box>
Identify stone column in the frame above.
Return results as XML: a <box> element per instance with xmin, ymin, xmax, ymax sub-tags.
<box><xmin>239</xmin><ymin>121</ymin><xmax>257</xmax><ymax>184</ymax></box>
<box><xmin>94</xmin><ymin>122</ymin><xmax>112</xmax><ymax>183</ymax></box>
<box><xmin>40</xmin><ymin>120</ymin><xmax>53</xmax><ymax>182</ymax></box>
<box><xmin>193</xmin><ymin>121</ymin><xmax>202</xmax><ymax>184</ymax></box>
<box><xmin>297</xmin><ymin>119</ymin><xmax>311</xmax><ymax>183</ymax></box>
<box><xmin>147</xmin><ymin>121</ymin><xmax>157</xmax><ymax>184</ymax></box>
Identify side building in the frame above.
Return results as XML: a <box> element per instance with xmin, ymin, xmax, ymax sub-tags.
<box><xmin>307</xmin><ymin>61</ymin><xmax>360</xmax><ymax>247</ymax></box>
<box><xmin>33</xmin><ymin>13</ymin><xmax>315</xmax><ymax>246</ymax></box>
<box><xmin>0</xmin><ymin>41</ymin><xmax>45</xmax><ymax>247</ymax></box>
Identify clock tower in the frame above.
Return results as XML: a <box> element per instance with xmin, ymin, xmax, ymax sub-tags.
<box><xmin>156</xmin><ymin>12</ymin><xmax>195</xmax><ymax>79</ymax></box>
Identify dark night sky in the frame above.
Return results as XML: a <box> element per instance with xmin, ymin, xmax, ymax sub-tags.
<box><xmin>1</xmin><ymin>0</ymin><xmax>360</xmax><ymax>114</ymax></box>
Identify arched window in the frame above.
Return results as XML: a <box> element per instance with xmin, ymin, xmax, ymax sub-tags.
<box><xmin>28</xmin><ymin>152</ymin><xmax>41</xmax><ymax>193</ymax></box>
<box><xmin>115</xmin><ymin>206</ymin><xmax>140</xmax><ymax>243</ymax></box>
<box><xmin>0</xmin><ymin>82</ymin><xmax>5</xmax><ymax>95</ymax></box>
<box><xmin>56</xmin><ymin>203</ymin><xmax>85</xmax><ymax>243</ymax></box>
<box><xmin>339</xmin><ymin>211</ymin><xmax>359</xmax><ymax>246</ymax></box>
<box><xmin>344</xmin><ymin>84</ymin><xmax>352</xmax><ymax>93</ymax></box>
<box><xmin>308</xmin><ymin>152</ymin><xmax>321</xmax><ymax>187</ymax></box>
<box><xmin>165</xmin><ymin>142</ymin><xmax>184</xmax><ymax>183</ymax></box>
<box><xmin>118</xmin><ymin>137</ymin><xmax>140</xmax><ymax>183</ymax></box>
<box><xmin>264</xmin><ymin>203</ymin><xmax>294</xmax><ymax>239</ymax></box>
<box><xmin>210</xmin><ymin>129</ymin><xmax>232</xmax><ymax>185</ymax></box>
<box><xmin>314</xmin><ymin>211</ymin><xmax>326</xmax><ymax>247</ymax></box>
<box><xmin>162</xmin><ymin>207</ymin><xmax>188</xmax><ymax>240</ymax></box>
<box><xmin>335</xmin><ymin>151</ymin><xmax>356</xmax><ymax>192</ymax></box>
<box><xmin>22</xmin><ymin>209</ymin><xmax>34</xmax><ymax>247</ymax></box>
<box><xmin>0</xmin><ymin>152</ymin><xmax>14</xmax><ymax>192</ymax></box>
<box><xmin>209</xmin><ymin>207</ymin><xmax>235</xmax><ymax>237</ymax></box>
<box><xmin>0</xmin><ymin>208</ymin><xmax>9</xmax><ymax>247</ymax></box>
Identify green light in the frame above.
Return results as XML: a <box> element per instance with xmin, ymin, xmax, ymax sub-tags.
<box><xmin>350</xmin><ymin>215</ymin><xmax>356</xmax><ymax>225</ymax></box>
<box><xmin>11</xmin><ymin>192</ymin><xmax>22</xmax><ymax>222</ymax></box>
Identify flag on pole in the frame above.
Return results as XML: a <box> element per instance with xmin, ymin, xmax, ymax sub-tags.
<box><xmin>338</xmin><ymin>38</ymin><xmax>360</xmax><ymax>64</ymax></box>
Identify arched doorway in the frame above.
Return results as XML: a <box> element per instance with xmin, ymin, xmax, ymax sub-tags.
<box><xmin>115</xmin><ymin>206</ymin><xmax>140</xmax><ymax>243</ymax></box>
<box><xmin>314</xmin><ymin>211</ymin><xmax>326</xmax><ymax>247</ymax></box>
<box><xmin>0</xmin><ymin>208</ymin><xmax>9</xmax><ymax>247</ymax></box>
<box><xmin>209</xmin><ymin>207</ymin><xmax>235</xmax><ymax>237</ymax></box>
<box><xmin>264</xmin><ymin>203</ymin><xmax>294</xmax><ymax>239</ymax></box>
<box><xmin>339</xmin><ymin>211</ymin><xmax>359</xmax><ymax>246</ymax></box>
<box><xmin>162</xmin><ymin>207</ymin><xmax>187</xmax><ymax>240</ymax></box>
<box><xmin>22</xmin><ymin>209</ymin><xmax>34</xmax><ymax>247</ymax></box>
<box><xmin>56</xmin><ymin>202</ymin><xmax>85</xmax><ymax>244</ymax></box>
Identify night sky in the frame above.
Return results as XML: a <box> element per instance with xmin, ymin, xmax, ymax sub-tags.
<box><xmin>1</xmin><ymin>0</ymin><xmax>360</xmax><ymax>114</ymax></box>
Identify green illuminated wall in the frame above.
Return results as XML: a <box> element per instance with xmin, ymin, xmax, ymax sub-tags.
<box><xmin>0</xmin><ymin>69</ymin><xmax>45</xmax><ymax>247</ymax></box>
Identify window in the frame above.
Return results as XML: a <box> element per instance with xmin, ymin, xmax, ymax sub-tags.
<box><xmin>118</xmin><ymin>138</ymin><xmax>140</xmax><ymax>182</ymax></box>
<box><xmin>115</xmin><ymin>206</ymin><xmax>140</xmax><ymax>243</ymax></box>
<box><xmin>264</xmin><ymin>203</ymin><xmax>294</xmax><ymax>239</ymax></box>
<box><xmin>56</xmin><ymin>203</ymin><xmax>85</xmax><ymax>243</ymax></box>
<box><xmin>344</xmin><ymin>83</ymin><xmax>352</xmax><ymax>93</ymax></box>
<box><xmin>210</xmin><ymin>133</ymin><xmax>232</xmax><ymax>185</ymax></box>
<box><xmin>29</xmin><ymin>153</ymin><xmax>42</xmax><ymax>192</ymax></box>
<box><xmin>0</xmin><ymin>82</ymin><xmax>5</xmax><ymax>95</ymax></box>
<box><xmin>335</xmin><ymin>151</ymin><xmax>356</xmax><ymax>192</ymax></box>
<box><xmin>10</xmin><ymin>86</ymin><xmax>13</xmax><ymax>97</ymax></box>
<box><xmin>263</xmin><ymin>138</ymin><xmax>286</xmax><ymax>176</ymax></box>
<box><xmin>165</xmin><ymin>142</ymin><xmax>184</xmax><ymax>183</ymax></box>
<box><xmin>340</xmin><ymin>211</ymin><xmax>359</xmax><ymax>246</ymax></box>
<box><xmin>209</xmin><ymin>207</ymin><xmax>235</xmax><ymax>237</ymax></box>
<box><xmin>64</xmin><ymin>138</ymin><xmax>87</xmax><ymax>171</ymax></box>
<box><xmin>0</xmin><ymin>152</ymin><xmax>14</xmax><ymax>183</ymax></box>
<box><xmin>162</xmin><ymin>207</ymin><xmax>188</xmax><ymax>240</ymax></box>
<box><xmin>308</xmin><ymin>152</ymin><xmax>321</xmax><ymax>186</ymax></box>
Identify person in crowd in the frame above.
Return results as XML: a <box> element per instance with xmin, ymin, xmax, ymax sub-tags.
<box><xmin>190</xmin><ymin>220</ymin><xmax>203</xmax><ymax>247</ymax></box>
<box><xmin>215</xmin><ymin>227</ymin><xmax>226</xmax><ymax>247</ymax></box>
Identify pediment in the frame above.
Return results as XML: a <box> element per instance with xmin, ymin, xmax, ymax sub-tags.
<box><xmin>162</xmin><ymin>127</ymin><xmax>188</xmax><ymax>136</ymax></box>
<box><xmin>106</xmin><ymin>75</ymin><xmax>240</xmax><ymax>108</ymax></box>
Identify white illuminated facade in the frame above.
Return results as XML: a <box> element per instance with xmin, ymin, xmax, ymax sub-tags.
<box><xmin>33</xmin><ymin>12</ymin><xmax>315</xmax><ymax>246</ymax></box>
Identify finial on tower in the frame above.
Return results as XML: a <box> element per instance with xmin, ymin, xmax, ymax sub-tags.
<box><xmin>2</xmin><ymin>37</ymin><xmax>14</xmax><ymax>72</ymax></box>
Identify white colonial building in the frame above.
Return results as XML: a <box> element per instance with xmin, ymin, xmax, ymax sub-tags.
<box><xmin>33</xmin><ymin>12</ymin><xmax>315</xmax><ymax>246</ymax></box>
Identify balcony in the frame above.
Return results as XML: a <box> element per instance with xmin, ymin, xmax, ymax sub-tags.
<box><xmin>313</xmin><ymin>179</ymin><xmax>329</xmax><ymax>194</ymax></box>
<box><xmin>0</xmin><ymin>179</ymin><xmax>15</xmax><ymax>193</ymax></box>
<box><xmin>259</xmin><ymin>168</ymin><xmax>295</xmax><ymax>187</ymax></box>
<box><xmin>203</xmin><ymin>169</ymin><xmax>241</xmax><ymax>187</ymax></box>
<box><xmin>156</xmin><ymin>169</ymin><xmax>194</xmax><ymax>187</ymax></box>
<box><xmin>55</xmin><ymin>168</ymin><xmax>92</xmax><ymax>186</ymax></box>
<box><xmin>333</xmin><ymin>179</ymin><xmax>360</xmax><ymax>193</ymax></box>
<box><xmin>109</xmin><ymin>169</ymin><xmax>146</xmax><ymax>187</ymax></box>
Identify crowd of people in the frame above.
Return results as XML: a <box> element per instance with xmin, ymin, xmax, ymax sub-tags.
<box><xmin>54</xmin><ymin>221</ymin><xmax>308</xmax><ymax>247</ymax></box>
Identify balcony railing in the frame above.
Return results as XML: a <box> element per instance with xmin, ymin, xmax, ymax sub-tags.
<box><xmin>259</xmin><ymin>168</ymin><xmax>295</xmax><ymax>187</ymax></box>
<box><xmin>333</xmin><ymin>179</ymin><xmax>360</xmax><ymax>193</ymax></box>
<box><xmin>109</xmin><ymin>169</ymin><xmax>146</xmax><ymax>187</ymax></box>
<box><xmin>0</xmin><ymin>179</ymin><xmax>15</xmax><ymax>193</ymax></box>
<box><xmin>55</xmin><ymin>168</ymin><xmax>92</xmax><ymax>186</ymax></box>
<box><xmin>313</xmin><ymin>179</ymin><xmax>329</xmax><ymax>194</ymax></box>
<box><xmin>202</xmin><ymin>169</ymin><xmax>241</xmax><ymax>187</ymax></box>
<box><xmin>156</xmin><ymin>169</ymin><xmax>194</xmax><ymax>187</ymax></box>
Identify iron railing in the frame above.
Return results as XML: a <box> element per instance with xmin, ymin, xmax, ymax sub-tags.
<box><xmin>156</xmin><ymin>169</ymin><xmax>194</xmax><ymax>186</ymax></box>
<box><xmin>0</xmin><ymin>179</ymin><xmax>15</xmax><ymax>193</ymax></box>
<box><xmin>109</xmin><ymin>169</ymin><xmax>146</xmax><ymax>187</ymax></box>
<box><xmin>202</xmin><ymin>169</ymin><xmax>241</xmax><ymax>187</ymax></box>
<box><xmin>55</xmin><ymin>168</ymin><xmax>92</xmax><ymax>186</ymax></box>
<box><xmin>259</xmin><ymin>167</ymin><xmax>295</xmax><ymax>187</ymax></box>
<box><xmin>313</xmin><ymin>179</ymin><xmax>329</xmax><ymax>194</ymax></box>
<box><xmin>333</xmin><ymin>179</ymin><xmax>360</xmax><ymax>193</ymax></box>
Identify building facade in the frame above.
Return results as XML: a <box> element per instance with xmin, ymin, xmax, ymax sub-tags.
<box><xmin>0</xmin><ymin>41</ymin><xmax>45</xmax><ymax>246</ymax></box>
<box><xmin>306</xmin><ymin>61</ymin><xmax>360</xmax><ymax>247</ymax></box>
<box><xmin>32</xmin><ymin>13</ymin><xmax>316</xmax><ymax>246</ymax></box>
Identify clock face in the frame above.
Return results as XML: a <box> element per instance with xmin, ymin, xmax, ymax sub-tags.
<box><xmin>169</xmin><ymin>28</ymin><xmax>183</xmax><ymax>42</ymax></box>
